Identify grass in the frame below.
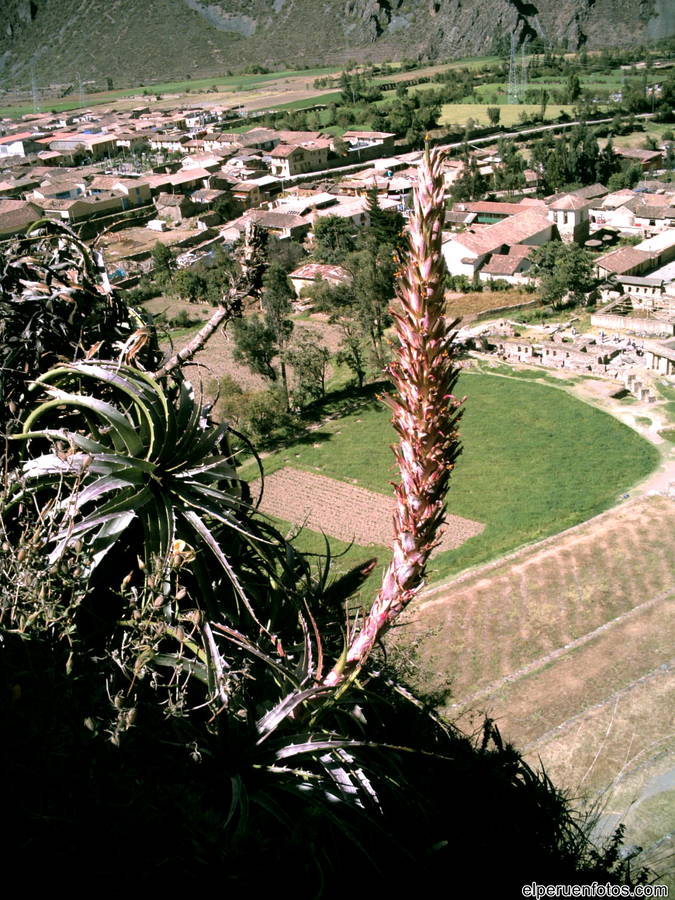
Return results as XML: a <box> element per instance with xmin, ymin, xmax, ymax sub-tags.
<box><xmin>268</xmin><ymin>515</ymin><xmax>385</xmax><ymax>606</ymax></box>
<box><xmin>267</xmin><ymin>91</ymin><xmax>343</xmax><ymax>111</ymax></box>
<box><xmin>438</xmin><ymin>103</ymin><xmax>577</xmax><ymax>127</ymax></box>
<box><xmin>0</xmin><ymin>65</ymin><xmax>344</xmax><ymax>119</ymax></box>
<box><xmin>242</xmin><ymin>372</ymin><xmax>658</xmax><ymax>582</ymax></box>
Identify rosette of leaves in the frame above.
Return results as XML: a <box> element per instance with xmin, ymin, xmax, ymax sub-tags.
<box><xmin>0</xmin><ymin>219</ymin><xmax>160</xmax><ymax>438</ymax></box>
<box><xmin>6</xmin><ymin>360</ymin><xmax>349</xmax><ymax>701</ymax></box>
<box><xmin>3</xmin><ymin>357</ymin><xmax>404</xmax><ymax>865</ymax></box>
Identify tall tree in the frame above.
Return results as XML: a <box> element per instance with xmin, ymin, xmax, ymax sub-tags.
<box><xmin>530</xmin><ymin>242</ymin><xmax>596</xmax><ymax>308</ymax></box>
<box><xmin>232</xmin><ymin>315</ymin><xmax>278</xmax><ymax>382</ymax></box>
<box><xmin>261</xmin><ymin>263</ymin><xmax>295</xmax><ymax>407</ymax></box>
<box><xmin>312</xmin><ymin>216</ymin><xmax>357</xmax><ymax>264</ymax></box>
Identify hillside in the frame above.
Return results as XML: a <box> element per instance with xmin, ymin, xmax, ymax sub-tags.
<box><xmin>2</xmin><ymin>0</ymin><xmax>675</xmax><ymax>91</ymax></box>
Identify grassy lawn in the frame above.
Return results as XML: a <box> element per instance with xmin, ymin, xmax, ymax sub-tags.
<box><xmin>438</xmin><ymin>103</ymin><xmax>576</xmax><ymax>127</ymax></box>
<box><xmin>267</xmin><ymin>515</ymin><xmax>385</xmax><ymax>606</ymax></box>
<box><xmin>242</xmin><ymin>372</ymin><xmax>658</xmax><ymax>583</ymax></box>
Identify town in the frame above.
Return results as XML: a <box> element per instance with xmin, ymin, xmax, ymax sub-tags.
<box><xmin>2</xmin><ymin>40</ymin><xmax>675</xmax><ymax>891</ymax></box>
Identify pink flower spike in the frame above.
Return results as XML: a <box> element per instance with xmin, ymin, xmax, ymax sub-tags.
<box><xmin>325</xmin><ymin>145</ymin><xmax>464</xmax><ymax>686</ymax></box>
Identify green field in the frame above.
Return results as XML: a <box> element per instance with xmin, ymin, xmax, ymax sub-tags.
<box><xmin>438</xmin><ymin>102</ymin><xmax>577</xmax><ymax>127</ymax></box>
<box><xmin>242</xmin><ymin>373</ymin><xmax>659</xmax><ymax>583</ymax></box>
<box><xmin>0</xmin><ymin>66</ymin><xmax>344</xmax><ymax>119</ymax></box>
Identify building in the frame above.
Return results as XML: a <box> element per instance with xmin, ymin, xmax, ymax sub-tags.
<box><xmin>442</xmin><ymin>209</ymin><xmax>553</xmax><ymax>278</ymax></box>
<box><xmin>269</xmin><ymin>139</ymin><xmax>331</xmax><ymax>178</ymax></box>
<box><xmin>594</xmin><ymin>246</ymin><xmax>655</xmax><ymax>279</ymax></box>
<box><xmin>547</xmin><ymin>193</ymin><xmax>591</xmax><ymax>244</ymax></box>
<box><xmin>288</xmin><ymin>262</ymin><xmax>352</xmax><ymax>297</ymax></box>
<box><xmin>0</xmin><ymin>131</ymin><xmax>45</xmax><ymax>158</ymax></box>
<box><xmin>0</xmin><ymin>199</ymin><xmax>43</xmax><ymax>236</ymax></box>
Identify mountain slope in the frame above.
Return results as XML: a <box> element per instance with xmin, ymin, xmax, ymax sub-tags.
<box><xmin>1</xmin><ymin>0</ymin><xmax>674</xmax><ymax>90</ymax></box>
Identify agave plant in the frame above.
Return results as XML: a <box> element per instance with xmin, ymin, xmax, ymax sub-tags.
<box><xmin>0</xmin><ymin>219</ymin><xmax>160</xmax><ymax>441</ymax></box>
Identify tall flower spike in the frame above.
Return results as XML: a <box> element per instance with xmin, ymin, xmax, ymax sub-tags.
<box><xmin>325</xmin><ymin>146</ymin><xmax>464</xmax><ymax>687</ymax></box>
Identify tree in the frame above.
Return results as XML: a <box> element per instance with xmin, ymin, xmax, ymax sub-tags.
<box><xmin>213</xmin><ymin>192</ymin><xmax>240</xmax><ymax>223</ymax></box>
<box><xmin>450</xmin><ymin>152</ymin><xmax>488</xmax><ymax>202</ymax></box>
<box><xmin>335</xmin><ymin>318</ymin><xmax>369</xmax><ymax>388</ymax></box>
<box><xmin>366</xmin><ymin>186</ymin><xmax>405</xmax><ymax>249</ymax></box>
<box><xmin>312</xmin><ymin>215</ymin><xmax>357</xmax><ymax>264</ymax></box>
<box><xmin>343</xmin><ymin>246</ymin><xmax>395</xmax><ymax>371</ymax></box>
<box><xmin>173</xmin><ymin>268</ymin><xmax>208</xmax><ymax>303</ymax></box>
<box><xmin>151</xmin><ymin>241</ymin><xmax>176</xmax><ymax>277</ymax></box>
<box><xmin>530</xmin><ymin>242</ymin><xmax>596</xmax><ymax>308</ymax></box>
<box><xmin>286</xmin><ymin>329</ymin><xmax>330</xmax><ymax>408</ymax></box>
<box><xmin>487</xmin><ymin>106</ymin><xmax>501</xmax><ymax>127</ymax></box>
<box><xmin>261</xmin><ymin>264</ymin><xmax>295</xmax><ymax>407</ymax></box>
<box><xmin>565</xmin><ymin>72</ymin><xmax>581</xmax><ymax>103</ymax></box>
<box><xmin>232</xmin><ymin>315</ymin><xmax>278</xmax><ymax>381</ymax></box>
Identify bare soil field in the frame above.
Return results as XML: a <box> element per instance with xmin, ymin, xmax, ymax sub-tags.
<box><xmin>391</xmin><ymin>494</ymin><xmax>675</xmax><ymax>879</ymax></box>
<box><xmin>253</xmin><ymin>466</ymin><xmax>484</xmax><ymax>553</ymax></box>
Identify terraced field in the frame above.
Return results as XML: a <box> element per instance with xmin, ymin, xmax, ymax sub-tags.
<box><xmin>393</xmin><ymin>494</ymin><xmax>675</xmax><ymax>882</ymax></box>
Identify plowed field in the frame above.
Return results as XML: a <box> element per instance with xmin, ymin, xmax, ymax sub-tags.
<box><xmin>254</xmin><ymin>467</ymin><xmax>484</xmax><ymax>553</ymax></box>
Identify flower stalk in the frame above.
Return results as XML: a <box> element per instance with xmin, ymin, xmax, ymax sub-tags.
<box><xmin>325</xmin><ymin>146</ymin><xmax>464</xmax><ymax>687</ymax></box>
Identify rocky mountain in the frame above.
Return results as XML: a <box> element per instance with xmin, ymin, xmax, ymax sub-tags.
<box><xmin>2</xmin><ymin>0</ymin><xmax>674</xmax><ymax>90</ymax></box>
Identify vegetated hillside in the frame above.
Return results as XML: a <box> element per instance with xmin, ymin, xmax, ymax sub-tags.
<box><xmin>2</xmin><ymin>0</ymin><xmax>675</xmax><ymax>90</ymax></box>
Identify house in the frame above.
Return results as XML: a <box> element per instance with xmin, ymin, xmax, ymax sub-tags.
<box><xmin>31</xmin><ymin>179</ymin><xmax>84</xmax><ymax>201</ymax></box>
<box><xmin>236</xmin><ymin>209</ymin><xmax>310</xmax><ymax>241</ymax></box>
<box><xmin>148</xmin><ymin>132</ymin><xmax>190</xmax><ymax>153</ymax></box>
<box><xmin>631</xmin><ymin>199</ymin><xmax>675</xmax><ymax>233</ymax></box>
<box><xmin>615</xmin><ymin>147</ymin><xmax>663</xmax><ymax>172</ymax></box>
<box><xmin>231</xmin><ymin>181</ymin><xmax>262</xmax><ymax>209</ymax></box>
<box><xmin>594</xmin><ymin>246</ymin><xmax>654</xmax><ymax>279</ymax></box>
<box><xmin>269</xmin><ymin>139</ymin><xmax>331</xmax><ymax>178</ymax></box>
<box><xmin>0</xmin><ymin>175</ymin><xmax>43</xmax><ymax>198</ymax></box>
<box><xmin>115</xmin><ymin>132</ymin><xmax>154</xmax><ymax>151</ymax></box>
<box><xmin>442</xmin><ymin>209</ymin><xmax>553</xmax><ymax>278</ymax></box>
<box><xmin>288</xmin><ymin>263</ymin><xmax>352</xmax><ymax>297</ymax></box>
<box><xmin>478</xmin><ymin>245</ymin><xmax>534</xmax><ymax>284</ymax></box>
<box><xmin>643</xmin><ymin>339</ymin><xmax>675</xmax><ymax>375</ymax></box>
<box><xmin>0</xmin><ymin>131</ymin><xmax>45</xmax><ymax>158</ymax></box>
<box><xmin>0</xmin><ymin>199</ymin><xmax>43</xmax><ymax>236</ymax></box>
<box><xmin>89</xmin><ymin>176</ymin><xmax>151</xmax><ymax>208</ymax></box>
<box><xmin>274</xmin><ymin>192</ymin><xmax>339</xmax><ymax>217</ymax></box>
<box><xmin>180</xmin><ymin>152</ymin><xmax>223</xmax><ymax>173</ymax></box>
<box><xmin>547</xmin><ymin>193</ymin><xmax>592</xmax><ymax>244</ymax></box>
<box><xmin>453</xmin><ymin>199</ymin><xmax>546</xmax><ymax>224</ymax></box>
<box><xmin>141</xmin><ymin>168</ymin><xmax>211</xmax><ymax>197</ymax></box>
<box><xmin>341</xmin><ymin>130</ymin><xmax>396</xmax><ymax>157</ymax></box>
<box><xmin>589</xmin><ymin>189</ymin><xmax>641</xmax><ymax>231</ymax></box>
<box><xmin>155</xmin><ymin>192</ymin><xmax>195</xmax><ymax>223</ymax></box>
<box><xmin>42</xmin><ymin>132</ymin><xmax>118</xmax><ymax>160</ymax></box>
<box><xmin>35</xmin><ymin>192</ymin><xmax>125</xmax><ymax>223</ymax></box>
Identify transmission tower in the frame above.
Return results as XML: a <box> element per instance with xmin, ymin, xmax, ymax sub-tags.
<box><xmin>31</xmin><ymin>63</ymin><xmax>40</xmax><ymax>112</ymax></box>
<box><xmin>521</xmin><ymin>37</ymin><xmax>530</xmax><ymax>96</ymax></box>
<box><xmin>507</xmin><ymin>33</ymin><xmax>519</xmax><ymax>104</ymax></box>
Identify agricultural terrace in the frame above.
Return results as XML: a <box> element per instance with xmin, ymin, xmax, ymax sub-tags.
<box><xmin>240</xmin><ymin>372</ymin><xmax>658</xmax><ymax>599</ymax></box>
<box><xmin>394</xmin><ymin>493</ymin><xmax>675</xmax><ymax>886</ymax></box>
